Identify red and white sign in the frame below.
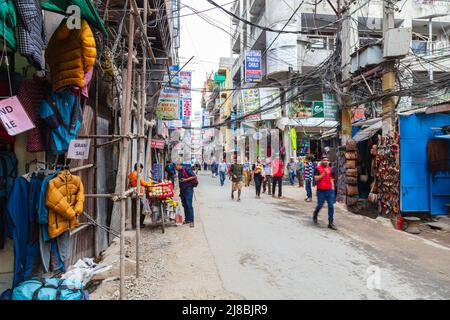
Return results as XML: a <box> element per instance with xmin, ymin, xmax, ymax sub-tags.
<box><xmin>0</xmin><ymin>96</ymin><xmax>35</xmax><ymax>136</ymax></box>
<box><xmin>151</xmin><ymin>139</ymin><xmax>165</xmax><ymax>149</ymax></box>
<box><xmin>183</xmin><ymin>99</ymin><xmax>192</xmax><ymax>117</ymax></box>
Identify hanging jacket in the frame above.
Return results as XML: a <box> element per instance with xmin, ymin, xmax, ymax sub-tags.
<box><xmin>45</xmin><ymin>19</ymin><xmax>96</xmax><ymax>92</ymax></box>
<box><xmin>0</xmin><ymin>0</ymin><xmax>17</xmax><ymax>50</ymax></box>
<box><xmin>46</xmin><ymin>170</ymin><xmax>84</xmax><ymax>239</ymax></box>
<box><xmin>37</xmin><ymin>171</ymin><xmax>59</xmax><ymax>242</ymax></box>
<box><xmin>14</xmin><ymin>0</ymin><xmax>46</xmax><ymax>70</ymax></box>
<box><xmin>17</xmin><ymin>75</ymin><xmax>48</xmax><ymax>152</ymax></box>
<box><xmin>5</xmin><ymin>177</ymin><xmax>42</xmax><ymax>288</ymax></box>
<box><xmin>39</xmin><ymin>90</ymin><xmax>83</xmax><ymax>155</ymax></box>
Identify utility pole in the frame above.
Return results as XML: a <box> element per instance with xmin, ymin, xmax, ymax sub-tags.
<box><xmin>382</xmin><ymin>0</ymin><xmax>397</xmax><ymax>137</ymax></box>
<box><xmin>338</xmin><ymin>0</ymin><xmax>358</xmax><ymax>145</ymax></box>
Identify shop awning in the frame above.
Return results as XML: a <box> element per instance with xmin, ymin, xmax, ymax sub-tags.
<box><xmin>353</xmin><ymin>120</ymin><xmax>382</xmax><ymax>142</ymax></box>
<box><xmin>321</xmin><ymin>128</ymin><xmax>338</xmax><ymax>139</ymax></box>
<box><xmin>276</xmin><ymin>117</ymin><xmax>338</xmax><ymax>131</ymax></box>
<box><xmin>41</xmin><ymin>0</ymin><xmax>108</xmax><ymax>36</ymax></box>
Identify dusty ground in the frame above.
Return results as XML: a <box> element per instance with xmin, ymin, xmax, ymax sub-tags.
<box><xmin>91</xmin><ymin>172</ymin><xmax>450</xmax><ymax>300</ymax></box>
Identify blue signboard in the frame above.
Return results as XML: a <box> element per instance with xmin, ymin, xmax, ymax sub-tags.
<box><xmin>245</xmin><ymin>50</ymin><xmax>262</xmax><ymax>83</ymax></box>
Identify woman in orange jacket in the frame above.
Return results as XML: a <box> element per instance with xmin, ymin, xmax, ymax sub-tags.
<box><xmin>128</xmin><ymin>163</ymin><xmax>154</xmax><ymax>228</ymax></box>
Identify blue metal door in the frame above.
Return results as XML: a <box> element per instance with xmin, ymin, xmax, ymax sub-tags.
<box><xmin>400</xmin><ymin>113</ymin><xmax>450</xmax><ymax>215</ymax></box>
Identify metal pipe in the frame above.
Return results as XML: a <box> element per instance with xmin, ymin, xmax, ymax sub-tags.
<box><xmin>429</xmin><ymin>18</ymin><xmax>434</xmax><ymax>81</ymax></box>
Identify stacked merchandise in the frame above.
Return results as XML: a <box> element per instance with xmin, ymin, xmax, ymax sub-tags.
<box><xmin>376</xmin><ymin>134</ymin><xmax>400</xmax><ymax>217</ymax></box>
<box><xmin>336</xmin><ymin>149</ymin><xmax>347</xmax><ymax>203</ymax></box>
<box><xmin>345</xmin><ymin>139</ymin><xmax>359</xmax><ymax>206</ymax></box>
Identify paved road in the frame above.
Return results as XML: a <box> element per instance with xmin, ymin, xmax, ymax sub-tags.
<box><xmin>195</xmin><ymin>172</ymin><xmax>450</xmax><ymax>300</ymax></box>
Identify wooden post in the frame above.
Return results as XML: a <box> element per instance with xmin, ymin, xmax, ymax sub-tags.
<box><xmin>120</xmin><ymin>2</ymin><xmax>136</xmax><ymax>301</ymax></box>
<box><xmin>382</xmin><ymin>0</ymin><xmax>396</xmax><ymax>137</ymax></box>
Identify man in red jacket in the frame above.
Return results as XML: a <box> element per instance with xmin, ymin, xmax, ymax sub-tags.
<box><xmin>313</xmin><ymin>156</ymin><xmax>337</xmax><ymax>230</ymax></box>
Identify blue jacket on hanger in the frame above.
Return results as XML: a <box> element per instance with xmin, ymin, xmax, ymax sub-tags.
<box><xmin>39</xmin><ymin>90</ymin><xmax>82</xmax><ymax>155</ymax></box>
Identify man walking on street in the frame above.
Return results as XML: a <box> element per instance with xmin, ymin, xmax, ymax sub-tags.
<box><xmin>253</xmin><ymin>157</ymin><xmax>263</xmax><ymax>198</ymax></box>
<box><xmin>304</xmin><ymin>155</ymin><xmax>315</xmax><ymax>202</ymax></box>
<box><xmin>272</xmin><ymin>155</ymin><xmax>284</xmax><ymax>198</ymax></box>
<box><xmin>262</xmin><ymin>158</ymin><xmax>272</xmax><ymax>195</ymax></box>
<box><xmin>176</xmin><ymin>162</ymin><xmax>197</xmax><ymax>228</ymax></box>
<box><xmin>313</xmin><ymin>156</ymin><xmax>337</xmax><ymax>230</ymax></box>
<box><xmin>218</xmin><ymin>159</ymin><xmax>228</xmax><ymax>186</ymax></box>
<box><xmin>287</xmin><ymin>157</ymin><xmax>297</xmax><ymax>185</ymax></box>
<box><xmin>230</xmin><ymin>156</ymin><xmax>244</xmax><ymax>201</ymax></box>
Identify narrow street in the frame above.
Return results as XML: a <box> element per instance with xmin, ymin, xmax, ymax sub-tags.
<box><xmin>92</xmin><ymin>172</ymin><xmax>450</xmax><ymax>300</ymax></box>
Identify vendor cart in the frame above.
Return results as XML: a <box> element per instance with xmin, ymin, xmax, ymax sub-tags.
<box><xmin>146</xmin><ymin>181</ymin><xmax>175</xmax><ymax>233</ymax></box>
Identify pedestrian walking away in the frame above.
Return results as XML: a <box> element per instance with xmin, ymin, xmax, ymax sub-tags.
<box><xmin>313</xmin><ymin>156</ymin><xmax>337</xmax><ymax>230</ymax></box>
<box><xmin>272</xmin><ymin>155</ymin><xmax>284</xmax><ymax>198</ymax></box>
<box><xmin>230</xmin><ymin>156</ymin><xmax>244</xmax><ymax>201</ymax></box>
<box><xmin>218</xmin><ymin>160</ymin><xmax>228</xmax><ymax>186</ymax></box>
<box><xmin>304</xmin><ymin>155</ymin><xmax>315</xmax><ymax>202</ymax></box>
<box><xmin>262</xmin><ymin>158</ymin><xmax>272</xmax><ymax>195</ymax></box>
<box><xmin>287</xmin><ymin>157</ymin><xmax>297</xmax><ymax>185</ymax></box>
<box><xmin>176</xmin><ymin>162</ymin><xmax>198</xmax><ymax>228</ymax></box>
<box><xmin>297</xmin><ymin>158</ymin><xmax>305</xmax><ymax>188</ymax></box>
<box><xmin>253</xmin><ymin>157</ymin><xmax>263</xmax><ymax>198</ymax></box>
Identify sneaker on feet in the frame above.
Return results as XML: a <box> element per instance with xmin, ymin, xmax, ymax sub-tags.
<box><xmin>328</xmin><ymin>223</ymin><xmax>338</xmax><ymax>230</ymax></box>
<box><xmin>190</xmin><ymin>222</ymin><xmax>195</xmax><ymax>228</ymax></box>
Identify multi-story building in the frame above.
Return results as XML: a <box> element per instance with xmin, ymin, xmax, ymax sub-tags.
<box><xmin>229</xmin><ymin>0</ymin><xmax>450</xmax><ymax>163</ymax></box>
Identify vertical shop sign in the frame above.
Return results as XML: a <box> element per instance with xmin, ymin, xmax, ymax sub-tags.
<box><xmin>240</xmin><ymin>89</ymin><xmax>261</xmax><ymax>121</ymax></box>
<box><xmin>156</xmin><ymin>65</ymin><xmax>180</xmax><ymax>120</ymax></box>
<box><xmin>245</xmin><ymin>50</ymin><xmax>262</xmax><ymax>83</ymax></box>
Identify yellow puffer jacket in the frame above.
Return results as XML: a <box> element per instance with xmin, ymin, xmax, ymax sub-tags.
<box><xmin>46</xmin><ymin>170</ymin><xmax>85</xmax><ymax>239</ymax></box>
<box><xmin>45</xmin><ymin>19</ymin><xmax>96</xmax><ymax>91</ymax></box>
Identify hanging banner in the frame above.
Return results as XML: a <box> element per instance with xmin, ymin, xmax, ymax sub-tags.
<box><xmin>240</xmin><ymin>89</ymin><xmax>261</xmax><ymax>121</ymax></box>
<box><xmin>179</xmin><ymin>71</ymin><xmax>192</xmax><ymax>99</ymax></box>
<box><xmin>0</xmin><ymin>96</ymin><xmax>35</xmax><ymax>136</ymax></box>
<box><xmin>245</xmin><ymin>50</ymin><xmax>262</xmax><ymax>83</ymax></box>
<box><xmin>182</xmin><ymin>98</ymin><xmax>192</xmax><ymax>117</ymax></box>
<box><xmin>157</xmin><ymin>65</ymin><xmax>180</xmax><ymax>120</ymax></box>
<box><xmin>156</xmin><ymin>87</ymin><xmax>180</xmax><ymax>120</ymax></box>
<box><xmin>260</xmin><ymin>88</ymin><xmax>282</xmax><ymax>120</ymax></box>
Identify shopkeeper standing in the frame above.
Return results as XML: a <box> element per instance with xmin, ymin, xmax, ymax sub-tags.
<box><xmin>129</xmin><ymin>163</ymin><xmax>154</xmax><ymax>228</ymax></box>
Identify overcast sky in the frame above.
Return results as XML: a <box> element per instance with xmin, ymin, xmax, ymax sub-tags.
<box><xmin>178</xmin><ymin>0</ymin><xmax>233</xmax><ymax>120</ymax></box>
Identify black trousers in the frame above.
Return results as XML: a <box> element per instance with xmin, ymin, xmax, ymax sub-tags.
<box><xmin>132</xmin><ymin>199</ymin><xmax>145</xmax><ymax>229</ymax></box>
<box><xmin>254</xmin><ymin>174</ymin><xmax>262</xmax><ymax>196</ymax></box>
<box><xmin>272</xmin><ymin>176</ymin><xmax>283</xmax><ymax>197</ymax></box>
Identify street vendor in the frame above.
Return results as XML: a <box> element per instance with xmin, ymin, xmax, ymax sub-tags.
<box><xmin>129</xmin><ymin>163</ymin><xmax>154</xmax><ymax>228</ymax></box>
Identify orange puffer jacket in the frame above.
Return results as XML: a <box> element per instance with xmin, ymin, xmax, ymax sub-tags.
<box><xmin>46</xmin><ymin>170</ymin><xmax>85</xmax><ymax>239</ymax></box>
<box><xmin>45</xmin><ymin>19</ymin><xmax>96</xmax><ymax>91</ymax></box>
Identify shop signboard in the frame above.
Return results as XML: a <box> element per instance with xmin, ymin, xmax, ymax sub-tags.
<box><xmin>67</xmin><ymin>139</ymin><xmax>91</xmax><ymax>160</ymax></box>
<box><xmin>260</xmin><ymin>88</ymin><xmax>281</xmax><ymax>120</ymax></box>
<box><xmin>151</xmin><ymin>139</ymin><xmax>165</xmax><ymax>150</ymax></box>
<box><xmin>156</xmin><ymin>65</ymin><xmax>180</xmax><ymax>120</ymax></box>
<box><xmin>289</xmin><ymin>99</ymin><xmax>313</xmax><ymax>118</ymax></box>
<box><xmin>182</xmin><ymin>98</ymin><xmax>192</xmax><ymax>117</ymax></box>
<box><xmin>245</xmin><ymin>50</ymin><xmax>262</xmax><ymax>83</ymax></box>
<box><xmin>351</xmin><ymin>106</ymin><xmax>366</xmax><ymax>122</ymax></box>
<box><xmin>156</xmin><ymin>87</ymin><xmax>180</xmax><ymax>120</ymax></box>
<box><xmin>240</xmin><ymin>89</ymin><xmax>261</xmax><ymax>121</ymax></box>
<box><xmin>0</xmin><ymin>96</ymin><xmax>35</xmax><ymax>136</ymax></box>
<box><xmin>323</xmin><ymin>93</ymin><xmax>339</xmax><ymax>120</ymax></box>
<box><xmin>153</xmin><ymin>163</ymin><xmax>164</xmax><ymax>181</ymax></box>
<box><xmin>312</xmin><ymin>101</ymin><xmax>324</xmax><ymax>118</ymax></box>
<box><xmin>179</xmin><ymin>71</ymin><xmax>192</xmax><ymax>99</ymax></box>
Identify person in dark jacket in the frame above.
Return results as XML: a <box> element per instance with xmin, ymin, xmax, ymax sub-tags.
<box><xmin>176</xmin><ymin>162</ymin><xmax>197</xmax><ymax>228</ymax></box>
